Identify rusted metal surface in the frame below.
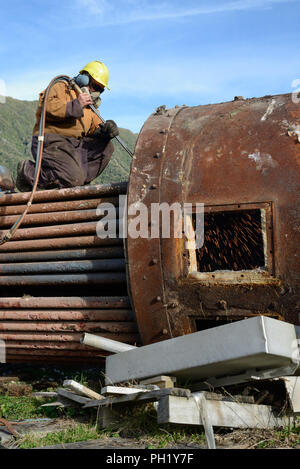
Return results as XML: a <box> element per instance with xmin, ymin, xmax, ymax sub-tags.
<box><xmin>0</xmin><ymin>197</ymin><xmax>119</xmax><ymax>216</ymax></box>
<box><xmin>5</xmin><ymin>355</ymin><xmax>107</xmax><ymax>363</ymax></box>
<box><xmin>0</xmin><ymin>258</ymin><xmax>125</xmax><ymax>274</ymax></box>
<box><xmin>0</xmin><ymin>208</ymin><xmax>120</xmax><ymax>227</ymax></box>
<box><xmin>4</xmin><ymin>349</ymin><xmax>109</xmax><ymax>358</ymax></box>
<box><xmin>126</xmin><ymin>106</ymin><xmax>183</xmax><ymax>344</ymax></box>
<box><xmin>0</xmin><ymin>247</ymin><xmax>124</xmax><ymax>263</ymax></box>
<box><xmin>0</xmin><ymin>321</ymin><xmax>137</xmax><ymax>333</ymax></box>
<box><xmin>4</xmin><ymin>341</ymin><xmax>110</xmax><ymax>350</ymax></box>
<box><xmin>0</xmin><ymin>296</ymin><xmax>131</xmax><ymax>309</ymax></box>
<box><xmin>0</xmin><ymin>221</ymin><xmax>100</xmax><ymax>240</ymax></box>
<box><xmin>0</xmin><ymin>181</ymin><xmax>127</xmax><ymax>205</ymax></box>
<box><xmin>0</xmin><ymin>272</ymin><xmax>126</xmax><ymax>286</ymax></box>
<box><xmin>0</xmin><ymin>309</ymin><xmax>134</xmax><ymax>321</ymax></box>
<box><xmin>0</xmin><ymin>181</ymin><xmax>139</xmax><ymax>363</ymax></box>
<box><xmin>127</xmin><ymin>94</ymin><xmax>300</xmax><ymax>344</ymax></box>
<box><xmin>0</xmin><ymin>235</ymin><xmax>122</xmax><ymax>252</ymax></box>
<box><xmin>0</xmin><ymin>332</ymin><xmax>139</xmax><ymax>343</ymax></box>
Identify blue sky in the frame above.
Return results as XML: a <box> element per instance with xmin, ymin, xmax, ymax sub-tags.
<box><xmin>1</xmin><ymin>0</ymin><xmax>300</xmax><ymax>132</ymax></box>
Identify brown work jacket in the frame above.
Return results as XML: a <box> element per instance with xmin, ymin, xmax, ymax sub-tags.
<box><xmin>33</xmin><ymin>81</ymin><xmax>102</xmax><ymax>138</ymax></box>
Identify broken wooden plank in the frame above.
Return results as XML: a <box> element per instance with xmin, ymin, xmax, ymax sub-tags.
<box><xmin>140</xmin><ymin>376</ymin><xmax>176</xmax><ymax>389</ymax></box>
<box><xmin>101</xmin><ymin>386</ymin><xmax>149</xmax><ymax>396</ymax></box>
<box><xmin>32</xmin><ymin>392</ymin><xmax>58</xmax><ymax>399</ymax></box>
<box><xmin>41</xmin><ymin>402</ymin><xmax>65</xmax><ymax>409</ymax></box>
<box><xmin>57</xmin><ymin>388</ymin><xmax>91</xmax><ymax>405</ymax></box>
<box><xmin>84</xmin><ymin>387</ymin><xmax>191</xmax><ymax>408</ymax></box>
<box><xmin>157</xmin><ymin>393</ymin><xmax>290</xmax><ymax>429</ymax></box>
<box><xmin>63</xmin><ymin>380</ymin><xmax>103</xmax><ymax>401</ymax></box>
<box><xmin>41</xmin><ymin>395</ymin><xmax>77</xmax><ymax>408</ymax></box>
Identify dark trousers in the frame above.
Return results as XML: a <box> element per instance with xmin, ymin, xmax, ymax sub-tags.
<box><xmin>23</xmin><ymin>133</ymin><xmax>114</xmax><ymax>190</ymax></box>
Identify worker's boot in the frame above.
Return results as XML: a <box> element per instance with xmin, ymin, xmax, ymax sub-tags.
<box><xmin>16</xmin><ymin>161</ymin><xmax>32</xmax><ymax>192</ymax></box>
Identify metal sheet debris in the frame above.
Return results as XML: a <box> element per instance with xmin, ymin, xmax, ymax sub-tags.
<box><xmin>105</xmin><ymin>317</ymin><xmax>300</xmax><ymax>384</ymax></box>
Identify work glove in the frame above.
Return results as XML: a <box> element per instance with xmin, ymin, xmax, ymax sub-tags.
<box><xmin>100</xmin><ymin>120</ymin><xmax>119</xmax><ymax>140</ymax></box>
<box><xmin>90</xmin><ymin>91</ymin><xmax>101</xmax><ymax>109</ymax></box>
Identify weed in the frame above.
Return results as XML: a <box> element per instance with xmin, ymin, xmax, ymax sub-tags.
<box><xmin>0</xmin><ymin>396</ymin><xmax>45</xmax><ymax>420</ymax></box>
<box><xmin>17</xmin><ymin>423</ymin><xmax>99</xmax><ymax>449</ymax></box>
<box><xmin>72</xmin><ymin>372</ymin><xmax>89</xmax><ymax>387</ymax></box>
<box><xmin>96</xmin><ymin>404</ymin><xmax>205</xmax><ymax>448</ymax></box>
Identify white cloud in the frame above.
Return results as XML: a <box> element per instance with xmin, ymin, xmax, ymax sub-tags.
<box><xmin>76</xmin><ymin>0</ymin><xmax>298</xmax><ymax>25</ymax></box>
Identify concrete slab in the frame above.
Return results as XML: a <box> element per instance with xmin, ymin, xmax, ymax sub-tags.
<box><xmin>105</xmin><ymin>317</ymin><xmax>300</xmax><ymax>385</ymax></box>
<box><xmin>157</xmin><ymin>394</ymin><xmax>290</xmax><ymax>429</ymax></box>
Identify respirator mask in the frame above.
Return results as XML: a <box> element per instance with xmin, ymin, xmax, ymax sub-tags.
<box><xmin>73</xmin><ymin>73</ymin><xmax>103</xmax><ymax>108</ymax></box>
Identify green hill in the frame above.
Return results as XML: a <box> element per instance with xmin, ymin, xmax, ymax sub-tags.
<box><xmin>0</xmin><ymin>96</ymin><xmax>137</xmax><ymax>185</ymax></box>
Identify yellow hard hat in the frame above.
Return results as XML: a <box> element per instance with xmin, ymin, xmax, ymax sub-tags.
<box><xmin>80</xmin><ymin>61</ymin><xmax>110</xmax><ymax>90</ymax></box>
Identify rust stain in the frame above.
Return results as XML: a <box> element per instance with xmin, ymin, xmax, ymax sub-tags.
<box><xmin>126</xmin><ymin>93</ymin><xmax>300</xmax><ymax>344</ymax></box>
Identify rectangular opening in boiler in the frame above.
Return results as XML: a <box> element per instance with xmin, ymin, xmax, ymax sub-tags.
<box><xmin>194</xmin><ymin>208</ymin><xmax>267</xmax><ymax>272</ymax></box>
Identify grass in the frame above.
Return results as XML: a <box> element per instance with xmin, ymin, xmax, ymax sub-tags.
<box><xmin>17</xmin><ymin>423</ymin><xmax>100</xmax><ymax>449</ymax></box>
<box><xmin>254</xmin><ymin>426</ymin><xmax>300</xmax><ymax>449</ymax></box>
<box><xmin>16</xmin><ymin>413</ymin><xmax>207</xmax><ymax>449</ymax></box>
<box><xmin>0</xmin><ymin>394</ymin><xmax>206</xmax><ymax>449</ymax></box>
<box><xmin>0</xmin><ymin>395</ymin><xmax>206</xmax><ymax>449</ymax></box>
<box><xmin>1</xmin><ymin>396</ymin><xmax>299</xmax><ymax>450</ymax></box>
<box><xmin>0</xmin><ymin>396</ymin><xmax>46</xmax><ymax>420</ymax></box>
<box><xmin>6</xmin><ymin>401</ymin><xmax>300</xmax><ymax>449</ymax></box>
<box><xmin>95</xmin><ymin>403</ymin><xmax>206</xmax><ymax>449</ymax></box>
<box><xmin>1</xmin><ymin>366</ymin><xmax>299</xmax><ymax>450</ymax></box>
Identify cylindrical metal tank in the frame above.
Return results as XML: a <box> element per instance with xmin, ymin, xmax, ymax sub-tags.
<box><xmin>126</xmin><ymin>93</ymin><xmax>300</xmax><ymax>345</ymax></box>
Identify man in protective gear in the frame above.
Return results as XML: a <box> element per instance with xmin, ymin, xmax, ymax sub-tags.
<box><xmin>16</xmin><ymin>61</ymin><xmax>119</xmax><ymax>191</ymax></box>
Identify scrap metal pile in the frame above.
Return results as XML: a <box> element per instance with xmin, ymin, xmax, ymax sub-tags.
<box><xmin>0</xmin><ymin>182</ymin><xmax>139</xmax><ymax>363</ymax></box>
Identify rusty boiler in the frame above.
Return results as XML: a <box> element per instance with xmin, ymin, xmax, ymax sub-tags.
<box><xmin>127</xmin><ymin>93</ymin><xmax>300</xmax><ymax>345</ymax></box>
<box><xmin>0</xmin><ymin>92</ymin><xmax>299</xmax><ymax>362</ymax></box>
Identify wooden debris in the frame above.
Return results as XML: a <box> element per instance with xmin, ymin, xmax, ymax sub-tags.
<box><xmin>57</xmin><ymin>388</ymin><xmax>91</xmax><ymax>405</ymax></box>
<box><xmin>32</xmin><ymin>392</ymin><xmax>58</xmax><ymax>399</ymax></box>
<box><xmin>139</xmin><ymin>375</ymin><xmax>176</xmax><ymax>389</ymax></box>
<box><xmin>63</xmin><ymin>379</ymin><xmax>103</xmax><ymax>400</ymax></box>
<box><xmin>84</xmin><ymin>387</ymin><xmax>191</xmax><ymax>408</ymax></box>
<box><xmin>101</xmin><ymin>386</ymin><xmax>149</xmax><ymax>396</ymax></box>
<box><xmin>41</xmin><ymin>395</ymin><xmax>78</xmax><ymax>408</ymax></box>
